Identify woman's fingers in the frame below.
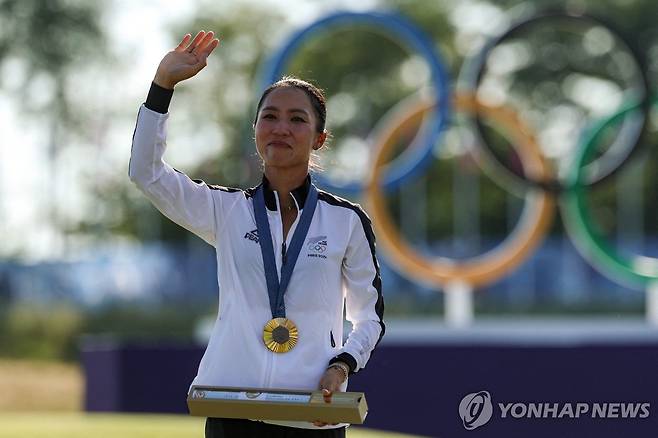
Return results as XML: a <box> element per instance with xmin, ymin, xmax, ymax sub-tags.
<box><xmin>322</xmin><ymin>388</ymin><xmax>333</xmax><ymax>403</ymax></box>
<box><xmin>174</xmin><ymin>34</ymin><xmax>192</xmax><ymax>52</ymax></box>
<box><xmin>196</xmin><ymin>31</ymin><xmax>215</xmax><ymax>51</ymax></box>
<box><xmin>153</xmin><ymin>30</ymin><xmax>219</xmax><ymax>88</ymax></box>
<box><xmin>197</xmin><ymin>37</ymin><xmax>220</xmax><ymax>58</ymax></box>
<box><xmin>191</xmin><ymin>32</ymin><xmax>218</xmax><ymax>59</ymax></box>
<box><xmin>172</xmin><ymin>31</ymin><xmax>219</xmax><ymax>60</ymax></box>
<box><xmin>185</xmin><ymin>30</ymin><xmax>207</xmax><ymax>53</ymax></box>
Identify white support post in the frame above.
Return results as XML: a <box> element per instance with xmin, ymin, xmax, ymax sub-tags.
<box><xmin>445</xmin><ymin>281</ymin><xmax>474</xmax><ymax>327</ymax></box>
<box><xmin>647</xmin><ymin>281</ymin><xmax>658</xmax><ymax>327</ymax></box>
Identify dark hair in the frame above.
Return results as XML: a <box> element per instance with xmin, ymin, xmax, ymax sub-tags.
<box><xmin>253</xmin><ymin>76</ymin><xmax>327</xmax><ymax>134</ymax></box>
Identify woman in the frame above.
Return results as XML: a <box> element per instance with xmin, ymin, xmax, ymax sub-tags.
<box><xmin>129</xmin><ymin>31</ymin><xmax>385</xmax><ymax>437</ymax></box>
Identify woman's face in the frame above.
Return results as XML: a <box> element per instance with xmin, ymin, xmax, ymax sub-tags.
<box><xmin>254</xmin><ymin>87</ymin><xmax>326</xmax><ymax>171</ymax></box>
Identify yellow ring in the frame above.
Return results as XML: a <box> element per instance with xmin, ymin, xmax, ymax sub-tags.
<box><xmin>365</xmin><ymin>94</ymin><xmax>556</xmax><ymax>288</ymax></box>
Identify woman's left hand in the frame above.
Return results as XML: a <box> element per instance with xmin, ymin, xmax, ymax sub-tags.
<box><xmin>313</xmin><ymin>367</ymin><xmax>345</xmax><ymax>427</ymax></box>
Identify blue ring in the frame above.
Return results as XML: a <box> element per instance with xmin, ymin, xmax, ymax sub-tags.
<box><xmin>257</xmin><ymin>11</ymin><xmax>450</xmax><ymax>193</ymax></box>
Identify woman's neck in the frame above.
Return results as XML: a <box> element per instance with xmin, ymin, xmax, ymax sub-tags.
<box><xmin>264</xmin><ymin>165</ymin><xmax>308</xmax><ymax>195</ymax></box>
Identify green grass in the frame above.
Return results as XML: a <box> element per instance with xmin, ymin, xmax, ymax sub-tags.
<box><xmin>0</xmin><ymin>359</ymin><xmax>421</xmax><ymax>437</ymax></box>
<box><xmin>0</xmin><ymin>413</ymin><xmax>419</xmax><ymax>438</ymax></box>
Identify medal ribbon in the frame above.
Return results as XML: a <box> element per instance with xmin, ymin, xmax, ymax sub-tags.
<box><xmin>254</xmin><ymin>182</ymin><xmax>318</xmax><ymax>319</ymax></box>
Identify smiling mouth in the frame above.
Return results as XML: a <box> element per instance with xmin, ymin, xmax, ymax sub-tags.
<box><xmin>268</xmin><ymin>141</ymin><xmax>291</xmax><ymax>148</ymax></box>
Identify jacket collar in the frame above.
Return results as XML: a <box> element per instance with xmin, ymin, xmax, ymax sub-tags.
<box><xmin>260</xmin><ymin>174</ymin><xmax>312</xmax><ymax>211</ymax></box>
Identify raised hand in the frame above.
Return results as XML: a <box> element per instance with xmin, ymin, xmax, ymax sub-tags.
<box><xmin>153</xmin><ymin>31</ymin><xmax>220</xmax><ymax>89</ymax></box>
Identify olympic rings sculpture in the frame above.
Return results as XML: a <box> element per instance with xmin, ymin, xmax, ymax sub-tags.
<box><xmin>366</xmin><ymin>93</ymin><xmax>555</xmax><ymax>287</ymax></box>
<box><xmin>561</xmin><ymin>97</ymin><xmax>658</xmax><ymax>288</ymax></box>
<box><xmin>257</xmin><ymin>8</ymin><xmax>657</xmax><ymax>291</ymax></box>
<box><xmin>458</xmin><ymin>10</ymin><xmax>651</xmax><ymax>193</ymax></box>
<box><xmin>258</xmin><ymin>11</ymin><xmax>451</xmax><ymax>193</ymax></box>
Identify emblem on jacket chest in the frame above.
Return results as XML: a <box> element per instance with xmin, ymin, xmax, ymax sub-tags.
<box><xmin>244</xmin><ymin>229</ymin><xmax>259</xmax><ymax>243</ymax></box>
<box><xmin>306</xmin><ymin>235</ymin><xmax>327</xmax><ymax>259</ymax></box>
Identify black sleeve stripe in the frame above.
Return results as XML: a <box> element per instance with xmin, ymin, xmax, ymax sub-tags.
<box><xmin>350</xmin><ymin>204</ymin><xmax>386</xmax><ymax>348</ymax></box>
<box><xmin>128</xmin><ymin>108</ymin><xmax>141</xmax><ymax>178</ymax></box>
<box><xmin>317</xmin><ymin>191</ymin><xmax>386</xmax><ymax>363</ymax></box>
<box><xmin>192</xmin><ymin>179</ymin><xmax>242</xmax><ymax>193</ymax></box>
<box><xmin>244</xmin><ymin>186</ymin><xmax>260</xmax><ymax>200</ymax></box>
<box><xmin>169</xmin><ymin>168</ymin><xmax>243</xmax><ymax>193</ymax></box>
<box><xmin>129</xmin><ymin>85</ymin><xmax>172</xmax><ymax>179</ymax></box>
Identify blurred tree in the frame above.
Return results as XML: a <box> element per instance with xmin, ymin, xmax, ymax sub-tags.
<box><xmin>78</xmin><ymin>3</ymin><xmax>289</xmax><ymax>244</ymax></box>
<box><xmin>0</xmin><ymin>0</ymin><xmax>106</xmax><ymax>113</ymax></box>
<box><xmin>0</xmin><ymin>0</ymin><xmax>108</xmax><ymax>255</ymax></box>
<box><xmin>88</xmin><ymin>0</ymin><xmax>657</xmax><ymax>249</ymax></box>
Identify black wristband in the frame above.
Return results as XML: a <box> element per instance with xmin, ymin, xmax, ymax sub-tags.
<box><xmin>144</xmin><ymin>81</ymin><xmax>174</xmax><ymax>114</ymax></box>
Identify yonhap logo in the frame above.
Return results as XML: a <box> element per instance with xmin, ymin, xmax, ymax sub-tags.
<box><xmin>457</xmin><ymin>390</ymin><xmax>650</xmax><ymax>431</ymax></box>
<box><xmin>459</xmin><ymin>391</ymin><xmax>493</xmax><ymax>430</ymax></box>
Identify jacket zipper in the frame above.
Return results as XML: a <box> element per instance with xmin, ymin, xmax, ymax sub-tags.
<box><xmin>282</xmin><ymin>242</ymin><xmax>287</xmax><ymax>265</ymax></box>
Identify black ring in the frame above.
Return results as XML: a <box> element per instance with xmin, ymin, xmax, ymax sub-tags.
<box><xmin>462</xmin><ymin>9</ymin><xmax>651</xmax><ymax>193</ymax></box>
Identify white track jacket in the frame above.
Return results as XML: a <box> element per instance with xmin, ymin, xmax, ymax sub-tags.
<box><xmin>129</xmin><ymin>102</ymin><xmax>385</xmax><ymax>428</ymax></box>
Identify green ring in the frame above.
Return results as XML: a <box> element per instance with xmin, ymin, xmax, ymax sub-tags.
<box><xmin>561</xmin><ymin>97</ymin><xmax>658</xmax><ymax>288</ymax></box>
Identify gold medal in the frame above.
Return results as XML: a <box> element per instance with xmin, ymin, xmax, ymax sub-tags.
<box><xmin>263</xmin><ymin>317</ymin><xmax>298</xmax><ymax>353</ymax></box>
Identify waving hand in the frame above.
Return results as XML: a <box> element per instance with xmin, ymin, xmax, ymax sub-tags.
<box><xmin>153</xmin><ymin>31</ymin><xmax>220</xmax><ymax>89</ymax></box>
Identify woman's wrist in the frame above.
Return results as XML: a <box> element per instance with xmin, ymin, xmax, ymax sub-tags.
<box><xmin>327</xmin><ymin>362</ymin><xmax>349</xmax><ymax>383</ymax></box>
<box><xmin>153</xmin><ymin>73</ymin><xmax>176</xmax><ymax>90</ymax></box>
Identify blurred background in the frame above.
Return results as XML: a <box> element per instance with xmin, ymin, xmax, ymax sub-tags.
<box><xmin>1</xmin><ymin>0</ymin><xmax>657</xmax><ymax>436</ymax></box>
